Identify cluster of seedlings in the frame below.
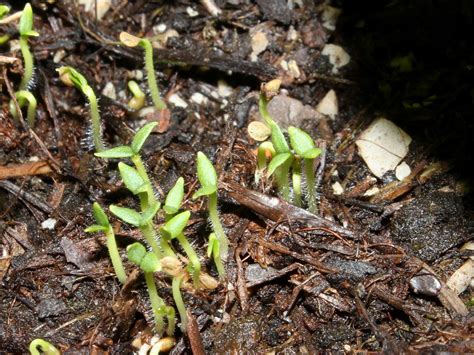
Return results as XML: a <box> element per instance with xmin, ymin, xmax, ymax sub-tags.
<box><xmin>4</xmin><ymin>3</ymin><xmax>324</xmax><ymax>352</ymax></box>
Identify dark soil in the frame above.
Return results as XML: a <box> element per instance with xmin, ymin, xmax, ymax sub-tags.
<box><xmin>1</xmin><ymin>0</ymin><xmax>473</xmax><ymax>353</ymax></box>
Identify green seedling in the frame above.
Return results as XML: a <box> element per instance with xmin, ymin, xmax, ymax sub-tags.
<box><xmin>255</xmin><ymin>141</ymin><xmax>275</xmax><ymax>184</ymax></box>
<box><xmin>127</xmin><ymin>80</ymin><xmax>145</xmax><ymax>110</ymax></box>
<box><xmin>259</xmin><ymin>93</ymin><xmax>293</xmax><ymax>201</ymax></box>
<box><xmin>9</xmin><ymin>90</ymin><xmax>36</xmax><ymax>127</ymax></box>
<box><xmin>207</xmin><ymin>233</ymin><xmax>225</xmax><ymax>279</ymax></box>
<box><xmin>120</xmin><ymin>32</ymin><xmax>167</xmax><ymax>110</ymax></box>
<box><xmin>288</xmin><ymin>126</ymin><xmax>321</xmax><ymax>214</ymax></box>
<box><xmin>29</xmin><ymin>338</ymin><xmax>60</xmax><ymax>355</ymax></box>
<box><xmin>291</xmin><ymin>157</ymin><xmax>302</xmax><ymax>207</ymax></box>
<box><xmin>18</xmin><ymin>3</ymin><xmax>38</xmax><ymax>91</ymax></box>
<box><xmin>0</xmin><ymin>6</ymin><xmax>10</xmax><ymax>44</ymax></box>
<box><xmin>95</xmin><ymin>122</ymin><xmax>159</xmax><ymax>209</ymax></box>
<box><xmin>163</xmin><ymin>177</ymin><xmax>185</xmax><ymax>217</ymax></box>
<box><xmin>193</xmin><ymin>152</ymin><xmax>229</xmax><ymax>263</ymax></box>
<box><xmin>57</xmin><ymin>66</ymin><xmax>105</xmax><ymax>152</ymax></box>
<box><xmin>160</xmin><ymin>210</ymin><xmax>201</xmax><ymax>288</ymax></box>
<box><xmin>85</xmin><ymin>202</ymin><xmax>127</xmax><ymax>284</ymax></box>
<box><xmin>110</xmin><ymin>203</ymin><xmax>165</xmax><ymax>258</ymax></box>
<box><xmin>127</xmin><ymin>242</ymin><xmax>175</xmax><ymax>335</ymax></box>
<box><xmin>172</xmin><ymin>274</ymin><xmax>187</xmax><ymax>332</ymax></box>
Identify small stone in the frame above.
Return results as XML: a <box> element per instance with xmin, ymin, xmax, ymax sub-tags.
<box><xmin>410</xmin><ymin>273</ymin><xmax>441</xmax><ymax>296</ymax></box>
<box><xmin>168</xmin><ymin>94</ymin><xmax>188</xmax><ymax>108</ymax></box>
<box><xmin>53</xmin><ymin>49</ymin><xmax>66</xmax><ymax>64</ymax></box>
<box><xmin>101</xmin><ymin>82</ymin><xmax>116</xmax><ymax>100</ymax></box>
<box><xmin>250</xmin><ymin>32</ymin><xmax>269</xmax><ymax>61</ymax></box>
<box><xmin>322</xmin><ymin>44</ymin><xmax>351</xmax><ymax>74</ymax></box>
<box><xmin>155</xmin><ymin>23</ymin><xmax>167</xmax><ymax>33</ymax></box>
<box><xmin>322</xmin><ymin>5</ymin><xmax>342</xmax><ymax>31</ymax></box>
<box><xmin>288</xmin><ymin>59</ymin><xmax>300</xmax><ymax>78</ymax></box>
<box><xmin>395</xmin><ymin>162</ymin><xmax>411</xmax><ymax>181</ymax></box>
<box><xmin>316</xmin><ymin>89</ymin><xmax>338</xmax><ymax>119</ymax></box>
<box><xmin>41</xmin><ymin>218</ymin><xmax>57</xmax><ymax>230</ymax></box>
<box><xmin>217</xmin><ymin>80</ymin><xmax>233</xmax><ymax>97</ymax></box>
<box><xmin>186</xmin><ymin>6</ymin><xmax>199</xmax><ymax>17</ymax></box>
<box><xmin>191</xmin><ymin>92</ymin><xmax>208</xmax><ymax>105</ymax></box>
<box><xmin>332</xmin><ymin>181</ymin><xmax>344</xmax><ymax>195</ymax></box>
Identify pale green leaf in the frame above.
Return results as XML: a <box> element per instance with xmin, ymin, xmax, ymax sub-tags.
<box><xmin>192</xmin><ymin>185</ymin><xmax>217</xmax><ymax>199</ymax></box>
<box><xmin>19</xmin><ymin>3</ymin><xmax>34</xmax><ymax>36</ymax></box>
<box><xmin>118</xmin><ymin>162</ymin><xmax>147</xmax><ymax>194</ymax></box>
<box><xmin>109</xmin><ymin>205</ymin><xmax>141</xmax><ymax>226</ymax></box>
<box><xmin>140</xmin><ymin>202</ymin><xmax>160</xmax><ymax>225</ymax></box>
<box><xmin>92</xmin><ymin>202</ymin><xmax>109</xmax><ymax>227</ymax></box>
<box><xmin>288</xmin><ymin>126</ymin><xmax>321</xmax><ymax>159</ymax></box>
<box><xmin>196</xmin><ymin>151</ymin><xmax>217</xmax><ymax>190</ymax></box>
<box><xmin>140</xmin><ymin>252</ymin><xmax>161</xmax><ymax>273</ymax></box>
<box><xmin>164</xmin><ymin>177</ymin><xmax>184</xmax><ymax>215</ymax></box>
<box><xmin>94</xmin><ymin>146</ymin><xmax>134</xmax><ymax>159</ymax></box>
<box><xmin>84</xmin><ymin>224</ymin><xmax>107</xmax><ymax>233</ymax></box>
<box><xmin>127</xmin><ymin>242</ymin><xmax>146</xmax><ymax>266</ymax></box>
<box><xmin>160</xmin><ymin>211</ymin><xmax>190</xmax><ymax>240</ymax></box>
<box><xmin>267</xmin><ymin>152</ymin><xmax>293</xmax><ymax>177</ymax></box>
<box><xmin>131</xmin><ymin>122</ymin><xmax>158</xmax><ymax>154</ymax></box>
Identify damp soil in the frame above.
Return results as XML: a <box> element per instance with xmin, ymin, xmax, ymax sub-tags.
<box><xmin>1</xmin><ymin>0</ymin><xmax>473</xmax><ymax>353</ymax></box>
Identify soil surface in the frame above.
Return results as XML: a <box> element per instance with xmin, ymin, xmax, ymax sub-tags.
<box><xmin>1</xmin><ymin>0</ymin><xmax>473</xmax><ymax>353</ymax></box>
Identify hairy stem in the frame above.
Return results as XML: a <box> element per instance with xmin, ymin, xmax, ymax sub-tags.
<box><xmin>131</xmin><ymin>154</ymin><xmax>158</xmax><ymax>209</ymax></box>
<box><xmin>140</xmin><ymin>222</ymin><xmax>163</xmax><ymax>258</ymax></box>
<box><xmin>304</xmin><ymin>158</ymin><xmax>317</xmax><ymax>214</ymax></box>
<box><xmin>142</xmin><ymin>40</ymin><xmax>166</xmax><ymax>110</ymax></box>
<box><xmin>176</xmin><ymin>232</ymin><xmax>201</xmax><ymax>287</ymax></box>
<box><xmin>144</xmin><ymin>271</ymin><xmax>165</xmax><ymax>335</ymax></box>
<box><xmin>83</xmin><ymin>86</ymin><xmax>105</xmax><ymax>152</ymax></box>
<box><xmin>208</xmin><ymin>192</ymin><xmax>228</xmax><ymax>261</ymax></box>
<box><xmin>292</xmin><ymin>159</ymin><xmax>302</xmax><ymax>207</ymax></box>
<box><xmin>172</xmin><ymin>275</ymin><xmax>187</xmax><ymax>332</ymax></box>
<box><xmin>105</xmin><ymin>226</ymin><xmax>127</xmax><ymax>284</ymax></box>
<box><xmin>19</xmin><ymin>36</ymin><xmax>33</xmax><ymax>91</ymax></box>
<box><xmin>275</xmin><ymin>159</ymin><xmax>292</xmax><ymax>202</ymax></box>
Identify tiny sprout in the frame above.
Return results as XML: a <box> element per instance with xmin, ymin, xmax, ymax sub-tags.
<box><xmin>161</xmin><ymin>210</ymin><xmax>201</xmax><ymax>287</ymax></box>
<box><xmin>255</xmin><ymin>141</ymin><xmax>275</xmax><ymax>184</ymax></box>
<box><xmin>96</xmin><ymin>122</ymin><xmax>159</xmax><ymax>209</ymax></box>
<box><xmin>85</xmin><ymin>202</ymin><xmax>127</xmax><ymax>284</ymax></box>
<box><xmin>127</xmin><ymin>242</ymin><xmax>173</xmax><ymax>335</ymax></box>
<box><xmin>127</xmin><ymin>80</ymin><xmax>145</xmax><ymax>110</ymax></box>
<box><xmin>9</xmin><ymin>90</ymin><xmax>36</xmax><ymax>127</ymax></box>
<box><xmin>0</xmin><ymin>5</ymin><xmax>9</xmax><ymax>19</ymax></box>
<box><xmin>259</xmin><ymin>92</ymin><xmax>293</xmax><ymax>201</ymax></box>
<box><xmin>207</xmin><ymin>233</ymin><xmax>225</xmax><ymax>279</ymax></box>
<box><xmin>163</xmin><ymin>177</ymin><xmax>185</xmax><ymax>216</ymax></box>
<box><xmin>57</xmin><ymin>66</ymin><xmax>104</xmax><ymax>152</ymax></box>
<box><xmin>120</xmin><ymin>32</ymin><xmax>167</xmax><ymax>110</ymax></box>
<box><xmin>172</xmin><ymin>274</ymin><xmax>187</xmax><ymax>332</ymax></box>
<box><xmin>193</xmin><ymin>152</ymin><xmax>229</xmax><ymax>262</ymax></box>
<box><xmin>149</xmin><ymin>337</ymin><xmax>176</xmax><ymax>355</ymax></box>
<box><xmin>288</xmin><ymin>126</ymin><xmax>322</xmax><ymax>214</ymax></box>
<box><xmin>18</xmin><ymin>3</ymin><xmax>39</xmax><ymax>91</ymax></box>
<box><xmin>29</xmin><ymin>338</ymin><xmax>60</xmax><ymax>355</ymax></box>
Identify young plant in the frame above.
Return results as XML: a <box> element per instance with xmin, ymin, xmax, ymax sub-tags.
<box><xmin>85</xmin><ymin>202</ymin><xmax>127</xmax><ymax>284</ymax></box>
<box><xmin>288</xmin><ymin>126</ymin><xmax>322</xmax><ymax>214</ymax></box>
<box><xmin>119</xmin><ymin>32</ymin><xmax>167</xmax><ymax>110</ymax></box>
<box><xmin>193</xmin><ymin>152</ymin><xmax>229</xmax><ymax>263</ymax></box>
<box><xmin>9</xmin><ymin>90</ymin><xmax>36</xmax><ymax>127</ymax></box>
<box><xmin>0</xmin><ymin>6</ymin><xmax>10</xmax><ymax>44</ymax></box>
<box><xmin>95</xmin><ymin>122</ymin><xmax>159</xmax><ymax>209</ymax></box>
<box><xmin>57</xmin><ymin>66</ymin><xmax>105</xmax><ymax>152</ymax></box>
<box><xmin>259</xmin><ymin>93</ymin><xmax>294</xmax><ymax>202</ymax></box>
<box><xmin>127</xmin><ymin>80</ymin><xmax>146</xmax><ymax>110</ymax></box>
<box><xmin>109</xmin><ymin>203</ymin><xmax>164</xmax><ymax>258</ymax></box>
<box><xmin>18</xmin><ymin>3</ymin><xmax>38</xmax><ymax>91</ymax></box>
<box><xmin>127</xmin><ymin>242</ymin><xmax>175</xmax><ymax>335</ymax></box>
<box><xmin>255</xmin><ymin>141</ymin><xmax>275</xmax><ymax>184</ymax></box>
<box><xmin>207</xmin><ymin>233</ymin><xmax>225</xmax><ymax>279</ymax></box>
<box><xmin>29</xmin><ymin>338</ymin><xmax>60</xmax><ymax>355</ymax></box>
<box><xmin>160</xmin><ymin>209</ymin><xmax>201</xmax><ymax>288</ymax></box>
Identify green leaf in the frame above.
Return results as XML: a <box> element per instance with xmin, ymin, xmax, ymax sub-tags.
<box><xmin>140</xmin><ymin>202</ymin><xmax>160</xmax><ymax>225</ymax></box>
<box><xmin>196</xmin><ymin>151</ymin><xmax>217</xmax><ymax>189</ymax></box>
<box><xmin>207</xmin><ymin>233</ymin><xmax>219</xmax><ymax>258</ymax></box>
<box><xmin>92</xmin><ymin>202</ymin><xmax>109</xmax><ymax>227</ymax></box>
<box><xmin>110</xmin><ymin>205</ymin><xmax>142</xmax><ymax>226</ymax></box>
<box><xmin>160</xmin><ymin>211</ymin><xmax>190</xmax><ymax>240</ymax></box>
<box><xmin>258</xmin><ymin>94</ymin><xmax>290</xmax><ymax>154</ymax></box>
<box><xmin>84</xmin><ymin>224</ymin><xmax>107</xmax><ymax>233</ymax></box>
<box><xmin>131</xmin><ymin>122</ymin><xmax>158</xmax><ymax>154</ymax></box>
<box><xmin>22</xmin><ymin>30</ymin><xmax>39</xmax><ymax>37</ymax></box>
<box><xmin>267</xmin><ymin>152</ymin><xmax>293</xmax><ymax>177</ymax></box>
<box><xmin>94</xmin><ymin>146</ymin><xmax>134</xmax><ymax>159</ymax></box>
<box><xmin>56</xmin><ymin>66</ymin><xmax>89</xmax><ymax>90</ymax></box>
<box><xmin>164</xmin><ymin>177</ymin><xmax>184</xmax><ymax>215</ymax></box>
<box><xmin>140</xmin><ymin>252</ymin><xmax>161</xmax><ymax>273</ymax></box>
<box><xmin>288</xmin><ymin>126</ymin><xmax>321</xmax><ymax>159</ymax></box>
<box><xmin>127</xmin><ymin>242</ymin><xmax>146</xmax><ymax>266</ymax></box>
<box><xmin>19</xmin><ymin>3</ymin><xmax>34</xmax><ymax>36</ymax></box>
<box><xmin>192</xmin><ymin>185</ymin><xmax>217</xmax><ymax>199</ymax></box>
<box><xmin>0</xmin><ymin>5</ymin><xmax>10</xmax><ymax>19</ymax></box>
<box><xmin>118</xmin><ymin>162</ymin><xmax>147</xmax><ymax>194</ymax></box>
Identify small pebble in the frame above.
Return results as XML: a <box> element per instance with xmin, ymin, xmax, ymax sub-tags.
<box><xmin>41</xmin><ymin>218</ymin><xmax>57</xmax><ymax>230</ymax></box>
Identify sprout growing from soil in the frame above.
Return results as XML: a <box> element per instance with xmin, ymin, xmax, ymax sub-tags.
<box><xmin>255</xmin><ymin>141</ymin><xmax>275</xmax><ymax>184</ymax></box>
<box><xmin>259</xmin><ymin>92</ymin><xmax>294</xmax><ymax>202</ymax></box>
<box><xmin>85</xmin><ymin>202</ymin><xmax>127</xmax><ymax>284</ymax></box>
<box><xmin>0</xmin><ymin>5</ymin><xmax>9</xmax><ymax>19</ymax></box>
<box><xmin>127</xmin><ymin>242</ymin><xmax>176</xmax><ymax>336</ymax></box>
<box><xmin>9</xmin><ymin>90</ymin><xmax>36</xmax><ymax>127</ymax></box>
<box><xmin>57</xmin><ymin>66</ymin><xmax>105</xmax><ymax>152</ymax></box>
<box><xmin>193</xmin><ymin>152</ymin><xmax>229</xmax><ymax>263</ymax></box>
<box><xmin>120</xmin><ymin>32</ymin><xmax>167</xmax><ymax>110</ymax></box>
<box><xmin>18</xmin><ymin>3</ymin><xmax>38</xmax><ymax>91</ymax></box>
<box><xmin>29</xmin><ymin>338</ymin><xmax>60</xmax><ymax>355</ymax></box>
<box><xmin>149</xmin><ymin>337</ymin><xmax>176</xmax><ymax>355</ymax></box>
<box><xmin>207</xmin><ymin>233</ymin><xmax>225</xmax><ymax>279</ymax></box>
<box><xmin>288</xmin><ymin>126</ymin><xmax>322</xmax><ymax>214</ymax></box>
<box><xmin>95</xmin><ymin>122</ymin><xmax>159</xmax><ymax>209</ymax></box>
<box><xmin>161</xmin><ymin>209</ymin><xmax>201</xmax><ymax>288</ymax></box>
<box><xmin>127</xmin><ymin>80</ymin><xmax>145</xmax><ymax>110</ymax></box>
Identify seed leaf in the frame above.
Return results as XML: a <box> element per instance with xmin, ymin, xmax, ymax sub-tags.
<box><xmin>288</xmin><ymin>126</ymin><xmax>321</xmax><ymax>159</ymax></box>
<box><xmin>110</xmin><ymin>205</ymin><xmax>141</xmax><ymax>226</ymax></box>
<box><xmin>192</xmin><ymin>185</ymin><xmax>217</xmax><ymax>199</ymax></box>
<box><xmin>127</xmin><ymin>242</ymin><xmax>146</xmax><ymax>266</ymax></box>
<box><xmin>92</xmin><ymin>202</ymin><xmax>109</xmax><ymax>227</ymax></box>
<box><xmin>140</xmin><ymin>252</ymin><xmax>161</xmax><ymax>273</ymax></box>
<box><xmin>95</xmin><ymin>146</ymin><xmax>134</xmax><ymax>159</ymax></box>
<box><xmin>57</xmin><ymin>66</ymin><xmax>88</xmax><ymax>90</ymax></box>
<box><xmin>207</xmin><ymin>233</ymin><xmax>219</xmax><ymax>258</ymax></box>
<box><xmin>140</xmin><ymin>202</ymin><xmax>160</xmax><ymax>225</ymax></box>
<box><xmin>267</xmin><ymin>152</ymin><xmax>293</xmax><ymax>177</ymax></box>
<box><xmin>118</xmin><ymin>162</ymin><xmax>147</xmax><ymax>194</ymax></box>
<box><xmin>195</xmin><ymin>152</ymin><xmax>217</xmax><ymax>192</ymax></box>
<box><xmin>131</xmin><ymin>122</ymin><xmax>158</xmax><ymax>154</ymax></box>
<box><xmin>19</xmin><ymin>4</ymin><xmax>34</xmax><ymax>36</ymax></box>
<box><xmin>84</xmin><ymin>224</ymin><xmax>107</xmax><ymax>233</ymax></box>
<box><xmin>0</xmin><ymin>5</ymin><xmax>10</xmax><ymax>19</ymax></box>
<box><xmin>160</xmin><ymin>211</ymin><xmax>190</xmax><ymax>240</ymax></box>
<box><xmin>164</xmin><ymin>177</ymin><xmax>184</xmax><ymax>215</ymax></box>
